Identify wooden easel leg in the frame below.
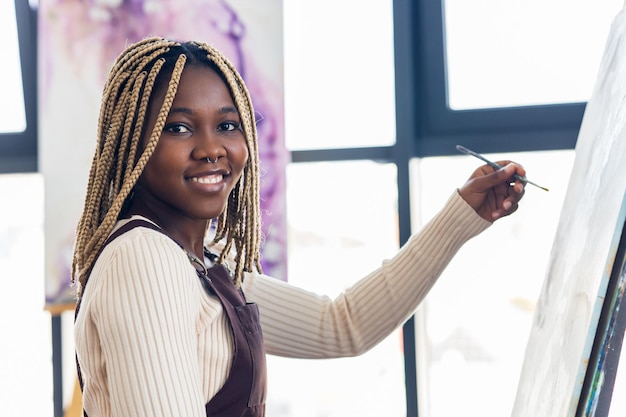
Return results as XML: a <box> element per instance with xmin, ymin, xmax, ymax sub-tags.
<box><xmin>64</xmin><ymin>376</ymin><xmax>82</xmax><ymax>417</ymax></box>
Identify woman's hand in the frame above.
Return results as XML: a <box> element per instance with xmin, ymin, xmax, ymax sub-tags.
<box><xmin>458</xmin><ymin>161</ymin><xmax>526</xmax><ymax>222</ymax></box>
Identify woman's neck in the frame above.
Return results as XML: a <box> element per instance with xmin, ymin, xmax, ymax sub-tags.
<box><xmin>125</xmin><ymin>198</ymin><xmax>209</xmax><ymax>260</ymax></box>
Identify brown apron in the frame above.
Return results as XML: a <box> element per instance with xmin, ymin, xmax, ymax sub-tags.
<box><xmin>76</xmin><ymin>219</ymin><xmax>267</xmax><ymax>416</ymax></box>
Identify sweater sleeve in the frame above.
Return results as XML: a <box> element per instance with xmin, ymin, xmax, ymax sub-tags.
<box><xmin>243</xmin><ymin>191</ymin><xmax>491</xmax><ymax>358</ymax></box>
<box><xmin>85</xmin><ymin>228</ymin><xmax>206</xmax><ymax>417</ymax></box>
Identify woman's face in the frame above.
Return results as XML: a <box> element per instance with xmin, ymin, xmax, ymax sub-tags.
<box><xmin>136</xmin><ymin>65</ymin><xmax>249</xmax><ymax>223</ymax></box>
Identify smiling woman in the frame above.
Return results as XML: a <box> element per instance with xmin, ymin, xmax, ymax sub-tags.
<box><xmin>71</xmin><ymin>36</ymin><xmax>528</xmax><ymax>417</ymax></box>
<box><xmin>72</xmin><ymin>39</ymin><xmax>267</xmax><ymax>416</ymax></box>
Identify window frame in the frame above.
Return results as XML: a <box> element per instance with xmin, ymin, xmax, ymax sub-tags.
<box><xmin>402</xmin><ymin>0</ymin><xmax>584</xmax><ymax>158</ymax></box>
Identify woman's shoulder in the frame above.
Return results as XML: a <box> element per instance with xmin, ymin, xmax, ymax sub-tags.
<box><xmin>83</xmin><ymin>218</ymin><xmax>200</xmax><ymax>307</ymax></box>
<box><xmin>90</xmin><ymin>217</ymin><xmax>190</xmax><ymax>283</ymax></box>
<box><xmin>104</xmin><ymin>217</ymin><xmax>180</xmax><ymax>254</ymax></box>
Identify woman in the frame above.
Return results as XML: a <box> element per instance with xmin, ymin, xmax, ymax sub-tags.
<box><xmin>73</xmin><ymin>37</ymin><xmax>526</xmax><ymax>417</ymax></box>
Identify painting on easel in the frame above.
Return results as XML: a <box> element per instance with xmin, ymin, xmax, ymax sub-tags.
<box><xmin>512</xmin><ymin>8</ymin><xmax>626</xmax><ymax>417</ymax></box>
<box><xmin>577</xmin><ymin>235</ymin><xmax>626</xmax><ymax>416</ymax></box>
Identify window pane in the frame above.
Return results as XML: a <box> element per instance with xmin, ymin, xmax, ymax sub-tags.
<box><xmin>0</xmin><ymin>173</ymin><xmax>51</xmax><ymax>415</ymax></box>
<box><xmin>266</xmin><ymin>160</ymin><xmax>405</xmax><ymax>416</ymax></box>
<box><xmin>411</xmin><ymin>150</ymin><xmax>574</xmax><ymax>417</ymax></box>
<box><xmin>444</xmin><ymin>0</ymin><xmax>623</xmax><ymax>110</ymax></box>
<box><xmin>0</xmin><ymin>0</ymin><xmax>26</xmax><ymax>134</ymax></box>
<box><xmin>283</xmin><ymin>0</ymin><xmax>396</xmax><ymax>150</ymax></box>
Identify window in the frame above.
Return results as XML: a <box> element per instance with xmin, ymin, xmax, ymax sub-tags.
<box><xmin>0</xmin><ymin>173</ymin><xmax>50</xmax><ymax>415</ymax></box>
<box><xmin>276</xmin><ymin>2</ymin><xmax>404</xmax><ymax>415</ymax></box>
<box><xmin>269</xmin><ymin>160</ymin><xmax>405</xmax><ymax>416</ymax></box>
<box><xmin>0</xmin><ymin>0</ymin><xmax>38</xmax><ymax>173</ymax></box>
<box><xmin>394</xmin><ymin>0</ymin><xmax>623</xmax><ymax>156</ymax></box>
<box><xmin>412</xmin><ymin>150</ymin><xmax>573</xmax><ymax>417</ymax></box>
<box><xmin>444</xmin><ymin>0</ymin><xmax>621</xmax><ymax>109</ymax></box>
<box><xmin>396</xmin><ymin>1</ymin><xmax>625</xmax><ymax>416</ymax></box>
<box><xmin>0</xmin><ymin>0</ymin><xmax>26</xmax><ymax>134</ymax></box>
<box><xmin>283</xmin><ymin>0</ymin><xmax>396</xmax><ymax>151</ymax></box>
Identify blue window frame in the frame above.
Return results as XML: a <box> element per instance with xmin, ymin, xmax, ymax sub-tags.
<box><xmin>394</xmin><ymin>0</ymin><xmax>584</xmax><ymax>158</ymax></box>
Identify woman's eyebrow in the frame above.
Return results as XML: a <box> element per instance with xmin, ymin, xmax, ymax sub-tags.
<box><xmin>167</xmin><ymin>106</ymin><xmax>239</xmax><ymax>116</ymax></box>
<box><xmin>217</xmin><ymin>106</ymin><xmax>239</xmax><ymax>115</ymax></box>
<box><xmin>168</xmin><ymin>106</ymin><xmax>193</xmax><ymax>115</ymax></box>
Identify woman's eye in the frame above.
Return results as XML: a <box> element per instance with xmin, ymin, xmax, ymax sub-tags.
<box><xmin>164</xmin><ymin>123</ymin><xmax>190</xmax><ymax>134</ymax></box>
<box><xmin>218</xmin><ymin>121</ymin><xmax>241</xmax><ymax>132</ymax></box>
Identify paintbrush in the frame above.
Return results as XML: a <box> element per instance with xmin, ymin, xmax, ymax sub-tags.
<box><xmin>456</xmin><ymin>145</ymin><xmax>549</xmax><ymax>192</ymax></box>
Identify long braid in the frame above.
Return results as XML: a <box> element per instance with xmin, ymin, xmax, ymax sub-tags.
<box><xmin>195</xmin><ymin>42</ymin><xmax>263</xmax><ymax>285</ymax></box>
<box><xmin>72</xmin><ymin>39</ymin><xmax>183</xmax><ymax>296</ymax></box>
<box><xmin>113</xmin><ymin>71</ymin><xmax>146</xmax><ymax>196</ymax></box>
<box><xmin>80</xmin><ymin>53</ymin><xmax>185</xmax><ymax>289</ymax></box>
<box><xmin>72</xmin><ymin>37</ymin><xmax>263</xmax><ymax>297</ymax></box>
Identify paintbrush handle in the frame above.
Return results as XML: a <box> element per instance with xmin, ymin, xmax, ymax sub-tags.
<box><xmin>455</xmin><ymin>145</ymin><xmax>549</xmax><ymax>192</ymax></box>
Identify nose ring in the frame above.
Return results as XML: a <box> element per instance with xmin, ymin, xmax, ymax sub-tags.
<box><xmin>206</xmin><ymin>157</ymin><xmax>218</xmax><ymax>163</ymax></box>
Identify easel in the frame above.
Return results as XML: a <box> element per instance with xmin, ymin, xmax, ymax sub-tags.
<box><xmin>45</xmin><ymin>303</ymin><xmax>82</xmax><ymax>417</ymax></box>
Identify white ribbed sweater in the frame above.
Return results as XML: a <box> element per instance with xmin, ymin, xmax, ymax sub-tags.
<box><xmin>74</xmin><ymin>191</ymin><xmax>490</xmax><ymax>417</ymax></box>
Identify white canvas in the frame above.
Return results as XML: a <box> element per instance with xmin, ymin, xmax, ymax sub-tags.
<box><xmin>513</xmin><ymin>8</ymin><xmax>626</xmax><ymax>417</ymax></box>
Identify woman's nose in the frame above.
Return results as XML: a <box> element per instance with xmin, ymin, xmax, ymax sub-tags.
<box><xmin>194</xmin><ymin>128</ymin><xmax>225</xmax><ymax>162</ymax></box>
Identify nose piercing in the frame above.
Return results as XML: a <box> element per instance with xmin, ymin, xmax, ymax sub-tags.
<box><xmin>206</xmin><ymin>157</ymin><xmax>218</xmax><ymax>163</ymax></box>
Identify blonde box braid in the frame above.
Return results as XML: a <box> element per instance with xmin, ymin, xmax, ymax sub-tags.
<box><xmin>72</xmin><ymin>37</ymin><xmax>262</xmax><ymax>299</ymax></box>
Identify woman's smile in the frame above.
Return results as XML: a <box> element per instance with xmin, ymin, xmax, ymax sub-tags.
<box><xmin>187</xmin><ymin>170</ymin><xmax>228</xmax><ymax>192</ymax></box>
<box><xmin>189</xmin><ymin>174</ymin><xmax>224</xmax><ymax>185</ymax></box>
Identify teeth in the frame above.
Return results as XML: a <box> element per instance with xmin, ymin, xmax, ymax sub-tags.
<box><xmin>191</xmin><ymin>175</ymin><xmax>223</xmax><ymax>184</ymax></box>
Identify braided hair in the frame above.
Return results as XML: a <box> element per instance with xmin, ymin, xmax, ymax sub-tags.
<box><xmin>71</xmin><ymin>37</ymin><xmax>262</xmax><ymax>298</ymax></box>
